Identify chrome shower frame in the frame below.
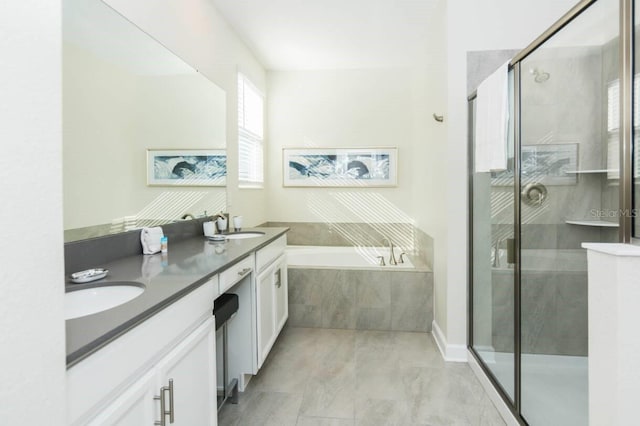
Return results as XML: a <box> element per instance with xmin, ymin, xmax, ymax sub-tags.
<box><xmin>467</xmin><ymin>0</ymin><xmax>636</xmax><ymax>424</ymax></box>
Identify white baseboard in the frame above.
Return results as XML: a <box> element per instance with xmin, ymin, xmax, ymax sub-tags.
<box><xmin>467</xmin><ymin>350</ymin><xmax>520</xmax><ymax>426</ymax></box>
<box><xmin>431</xmin><ymin>320</ymin><xmax>467</xmax><ymax>362</ymax></box>
<box><xmin>239</xmin><ymin>373</ymin><xmax>252</xmax><ymax>392</ymax></box>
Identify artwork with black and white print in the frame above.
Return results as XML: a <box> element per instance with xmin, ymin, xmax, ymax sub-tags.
<box><xmin>283</xmin><ymin>148</ymin><xmax>397</xmax><ymax>187</ymax></box>
<box><xmin>147</xmin><ymin>150</ymin><xmax>227</xmax><ymax>186</ymax></box>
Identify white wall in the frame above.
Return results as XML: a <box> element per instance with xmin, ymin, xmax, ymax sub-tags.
<box><xmin>0</xmin><ymin>1</ymin><xmax>66</xmax><ymax>425</ymax></box>
<box><xmin>442</xmin><ymin>0</ymin><xmax>577</xmax><ymax>354</ymax></box>
<box><xmin>104</xmin><ymin>0</ymin><xmax>268</xmax><ymax>227</ymax></box>
<box><xmin>267</xmin><ymin>69</ymin><xmax>419</xmax><ymax>223</ymax></box>
<box><xmin>266</xmin><ymin>66</ymin><xmax>446</xmax><ymax>247</ymax></box>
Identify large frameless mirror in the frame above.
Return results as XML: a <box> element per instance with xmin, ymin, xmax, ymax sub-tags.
<box><xmin>63</xmin><ymin>0</ymin><xmax>227</xmax><ymax>243</ymax></box>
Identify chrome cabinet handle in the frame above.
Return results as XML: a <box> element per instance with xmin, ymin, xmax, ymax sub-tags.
<box><xmin>274</xmin><ymin>269</ymin><xmax>281</xmax><ymax>288</ymax></box>
<box><xmin>237</xmin><ymin>267</ymin><xmax>251</xmax><ymax>277</ymax></box>
<box><xmin>168</xmin><ymin>379</ymin><xmax>174</xmax><ymax>423</ymax></box>
<box><xmin>154</xmin><ymin>379</ymin><xmax>174</xmax><ymax>425</ymax></box>
<box><xmin>154</xmin><ymin>386</ymin><xmax>167</xmax><ymax>426</ymax></box>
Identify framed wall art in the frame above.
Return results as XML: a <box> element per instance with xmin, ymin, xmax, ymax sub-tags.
<box><xmin>491</xmin><ymin>143</ymin><xmax>578</xmax><ymax>186</ymax></box>
<box><xmin>147</xmin><ymin>149</ymin><xmax>227</xmax><ymax>186</ymax></box>
<box><xmin>283</xmin><ymin>147</ymin><xmax>398</xmax><ymax>187</ymax></box>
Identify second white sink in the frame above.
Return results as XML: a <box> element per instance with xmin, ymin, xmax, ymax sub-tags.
<box><xmin>225</xmin><ymin>231</ymin><xmax>265</xmax><ymax>240</ymax></box>
<box><xmin>65</xmin><ymin>282</ymin><xmax>145</xmax><ymax>320</ymax></box>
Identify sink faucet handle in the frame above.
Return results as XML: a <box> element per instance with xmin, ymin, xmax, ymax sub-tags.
<box><xmin>399</xmin><ymin>252</ymin><xmax>406</xmax><ymax>264</ymax></box>
<box><xmin>376</xmin><ymin>256</ymin><xmax>386</xmax><ymax>266</ymax></box>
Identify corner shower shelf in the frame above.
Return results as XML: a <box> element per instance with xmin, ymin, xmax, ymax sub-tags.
<box><xmin>565</xmin><ymin>220</ymin><xmax>619</xmax><ymax>227</ymax></box>
<box><xmin>565</xmin><ymin>169</ymin><xmax>619</xmax><ymax>174</ymax></box>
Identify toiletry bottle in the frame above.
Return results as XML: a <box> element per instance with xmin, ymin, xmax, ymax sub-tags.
<box><xmin>161</xmin><ymin>236</ymin><xmax>168</xmax><ymax>253</ymax></box>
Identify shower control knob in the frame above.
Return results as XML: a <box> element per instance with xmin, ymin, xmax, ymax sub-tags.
<box><xmin>521</xmin><ymin>182</ymin><xmax>548</xmax><ymax>206</ymax></box>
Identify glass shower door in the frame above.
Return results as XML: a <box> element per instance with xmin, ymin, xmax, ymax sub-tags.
<box><xmin>470</xmin><ymin>70</ymin><xmax>516</xmax><ymax>401</ymax></box>
<box><xmin>519</xmin><ymin>0</ymin><xmax>618</xmax><ymax>424</ymax></box>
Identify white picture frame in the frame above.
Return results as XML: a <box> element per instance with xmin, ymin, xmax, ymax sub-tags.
<box><xmin>147</xmin><ymin>149</ymin><xmax>227</xmax><ymax>186</ymax></box>
<box><xmin>283</xmin><ymin>147</ymin><xmax>398</xmax><ymax>187</ymax></box>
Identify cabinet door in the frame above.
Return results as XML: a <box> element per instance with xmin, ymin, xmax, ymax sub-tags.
<box><xmin>256</xmin><ymin>264</ymin><xmax>276</xmax><ymax>368</ymax></box>
<box><xmin>86</xmin><ymin>370</ymin><xmax>156</xmax><ymax>426</ymax></box>
<box><xmin>155</xmin><ymin>317</ymin><xmax>217</xmax><ymax>426</ymax></box>
<box><xmin>273</xmin><ymin>254</ymin><xmax>288</xmax><ymax>335</ymax></box>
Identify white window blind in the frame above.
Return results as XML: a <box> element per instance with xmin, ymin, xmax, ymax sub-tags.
<box><xmin>238</xmin><ymin>74</ymin><xmax>264</xmax><ymax>187</ymax></box>
<box><xmin>607</xmin><ymin>77</ymin><xmax>640</xmax><ymax>178</ymax></box>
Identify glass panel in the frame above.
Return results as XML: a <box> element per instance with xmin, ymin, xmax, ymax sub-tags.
<box><xmin>519</xmin><ymin>0</ymin><xmax>618</xmax><ymax>424</ymax></box>
<box><xmin>634</xmin><ymin>2</ymin><xmax>640</xmax><ymax>237</ymax></box>
<box><xmin>471</xmin><ymin>70</ymin><xmax>516</xmax><ymax>401</ymax></box>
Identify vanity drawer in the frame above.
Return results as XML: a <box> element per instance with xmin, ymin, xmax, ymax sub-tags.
<box><xmin>256</xmin><ymin>235</ymin><xmax>287</xmax><ymax>273</ymax></box>
<box><xmin>219</xmin><ymin>255</ymin><xmax>253</xmax><ymax>294</ymax></box>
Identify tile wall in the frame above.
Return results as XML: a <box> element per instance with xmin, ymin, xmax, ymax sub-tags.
<box><xmin>263</xmin><ymin>221</ymin><xmax>434</xmax><ymax>332</ymax></box>
<box><xmin>288</xmin><ymin>268</ymin><xmax>433</xmax><ymax>332</ymax></box>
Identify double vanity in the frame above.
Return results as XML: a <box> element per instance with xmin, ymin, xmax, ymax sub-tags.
<box><xmin>66</xmin><ymin>227</ymin><xmax>289</xmax><ymax>425</ymax></box>
<box><xmin>62</xmin><ymin>1</ymin><xmax>287</xmax><ymax>423</ymax></box>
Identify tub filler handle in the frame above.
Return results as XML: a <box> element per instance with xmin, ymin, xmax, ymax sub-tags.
<box><xmin>376</xmin><ymin>256</ymin><xmax>386</xmax><ymax>266</ymax></box>
<box><xmin>382</xmin><ymin>238</ymin><xmax>398</xmax><ymax>265</ymax></box>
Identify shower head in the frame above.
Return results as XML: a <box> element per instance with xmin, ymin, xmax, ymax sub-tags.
<box><xmin>530</xmin><ymin>68</ymin><xmax>550</xmax><ymax>83</ymax></box>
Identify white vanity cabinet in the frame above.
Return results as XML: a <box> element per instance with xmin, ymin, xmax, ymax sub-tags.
<box><xmin>88</xmin><ymin>318</ymin><xmax>216</xmax><ymax>426</ymax></box>
<box><xmin>87</xmin><ymin>370</ymin><xmax>157</xmax><ymax>425</ymax></box>
<box><xmin>273</xmin><ymin>255</ymin><xmax>288</xmax><ymax>333</ymax></box>
<box><xmin>67</xmin><ymin>277</ymin><xmax>218</xmax><ymax>426</ymax></box>
<box><xmin>255</xmin><ymin>235</ymin><xmax>288</xmax><ymax>368</ymax></box>
<box><xmin>153</xmin><ymin>317</ymin><xmax>217</xmax><ymax>426</ymax></box>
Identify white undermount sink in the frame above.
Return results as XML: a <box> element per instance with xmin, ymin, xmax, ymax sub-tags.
<box><xmin>225</xmin><ymin>231</ymin><xmax>265</xmax><ymax>240</ymax></box>
<box><xmin>65</xmin><ymin>282</ymin><xmax>145</xmax><ymax>320</ymax></box>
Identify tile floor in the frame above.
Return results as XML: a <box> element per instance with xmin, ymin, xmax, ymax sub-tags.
<box><xmin>219</xmin><ymin>326</ymin><xmax>505</xmax><ymax>425</ymax></box>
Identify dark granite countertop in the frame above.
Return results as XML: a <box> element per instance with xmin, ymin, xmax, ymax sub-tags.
<box><xmin>65</xmin><ymin>227</ymin><xmax>288</xmax><ymax>368</ymax></box>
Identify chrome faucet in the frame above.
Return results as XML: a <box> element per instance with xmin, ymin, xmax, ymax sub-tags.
<box><xmin>382</xmin><ymin>238</ymin><xmax>398</xmax><ymax>266</ymax></box>
<box><xmin>492</xmin><ymin>239</ymin><xmax>502</xmax><ymax>268</ymax></box>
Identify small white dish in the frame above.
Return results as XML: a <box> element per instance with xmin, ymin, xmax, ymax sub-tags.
<box><xmin>70</xmin><ymin>268</ymin><xmax>109</xmax><ymax>284</ymax></box>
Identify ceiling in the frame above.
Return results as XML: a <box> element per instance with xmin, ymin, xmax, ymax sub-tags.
<box><xmin>210</xmin><ymin>0</ymin><xmax>446</xmax><ymax>70</ymax></box>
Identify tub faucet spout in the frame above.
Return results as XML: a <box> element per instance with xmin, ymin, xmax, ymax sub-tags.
<box><xmin>383</xmin><ymin>238</ymin><xmax>398</xmax><ymax>266</ymax></box>
<box><xmin>492</xmin><ymin>239</ymin><xmax>502</xmax><ymax>268</ymax></box>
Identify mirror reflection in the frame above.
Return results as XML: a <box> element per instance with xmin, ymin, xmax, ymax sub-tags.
<box><xmin>63</xmin><ymin>0</ymin><xmax>227</xmax><ymax>243</ymax></box>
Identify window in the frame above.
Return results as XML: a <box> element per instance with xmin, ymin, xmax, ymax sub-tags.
<box><xmin>238</xmin><ymin>73</ymin><xmax>264</xmax><ymax>187</ymax></box>
<box><xmin>607</xmin><ymin>77</ymin><xmax>640</xmax><ymax>179</ymax></box>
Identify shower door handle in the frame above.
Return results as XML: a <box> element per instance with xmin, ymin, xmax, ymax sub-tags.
<box><xmin>506</xmin><ymin>238</ymin><xmax>515</xmax><ymax>265</ymax></box>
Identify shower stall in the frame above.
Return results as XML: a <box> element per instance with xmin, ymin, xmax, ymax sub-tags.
<box><xmin>468</xmin><ymin>0</ymin><xmax>639</xmax><ymax>424</ymax></box>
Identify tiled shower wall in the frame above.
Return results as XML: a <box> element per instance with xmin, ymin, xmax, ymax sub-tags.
<box><xmin>492</xmin><ymin>270</ymin><xmax>588</xmax><ymax>356</ymax></box>
<box><xmin>468</xmin><ymin>44</ymin><xmax>616</xmax><ymax>358</ymax></box>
